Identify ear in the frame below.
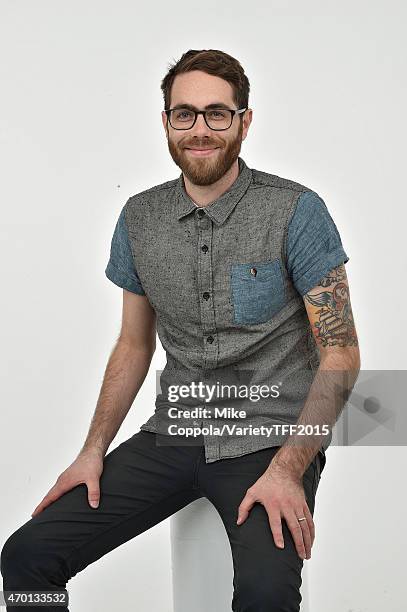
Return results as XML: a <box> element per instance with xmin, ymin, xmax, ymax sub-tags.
<box><xmin>161</xmin><ymin>111</ymin><xmax>169</xmax><ymax>137</ymax></box>
<box><xmin>242</xmin><ymin>108</ymin><xmax>253</xmax><ymax>140</ymax></box>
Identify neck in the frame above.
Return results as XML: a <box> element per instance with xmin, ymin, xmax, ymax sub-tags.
<box><xmin>183</xmin><ymin>158</ymin><xmax>239</xmax><ymax>207</ymax></box>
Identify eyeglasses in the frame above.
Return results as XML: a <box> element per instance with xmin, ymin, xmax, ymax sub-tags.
<box><xmin>165</xmin><ymin>107</ymin><xmax>247</xmax><ymax>131</ymax></box>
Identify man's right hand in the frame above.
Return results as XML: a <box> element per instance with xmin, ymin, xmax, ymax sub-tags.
<box><xmin>31</xmin><ymin>449</ymin><xmax>104</xmax><ymax>517</ymax></box>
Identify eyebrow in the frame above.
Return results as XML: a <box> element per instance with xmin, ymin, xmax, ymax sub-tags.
<box><xmin>171</xmin><ymin>102</ymin><xmax>233</xmax><ymax>111</ymax></box>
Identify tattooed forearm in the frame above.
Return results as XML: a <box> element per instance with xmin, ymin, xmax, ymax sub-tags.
<box><xmin>304</xmin><ymin>264</ymin><xmax>359</xmax><ymax>348</ymax></box>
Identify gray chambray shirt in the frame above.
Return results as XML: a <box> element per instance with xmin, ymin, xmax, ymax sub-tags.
<box><xmin>105</xmin><ymin>156</ymin><xmax>349</xmax><ymax>463</ymax></box>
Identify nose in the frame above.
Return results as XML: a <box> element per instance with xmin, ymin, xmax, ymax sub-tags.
<box><xmin>190</xmin><ymin>112</ymin><xmax>212</xmax><ymax>137</ymax></box>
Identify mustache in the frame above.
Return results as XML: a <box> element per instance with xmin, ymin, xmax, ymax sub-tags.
<box><xmin>182</xmin><ymin>140</ymin><xmax>222</xmax><ymax>149</ymax></box>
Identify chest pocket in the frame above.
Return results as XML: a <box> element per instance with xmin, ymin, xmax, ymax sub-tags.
<box><xmin>230</xmin><ymin>258</ymin><xmax>286</xmax><ymax>325</ymax></box>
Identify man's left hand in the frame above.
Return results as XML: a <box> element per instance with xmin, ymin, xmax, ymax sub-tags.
<box><xmin>236</xmin><ymin>466</ymin><xmax>315</xmax><ymax>560</ymax></box>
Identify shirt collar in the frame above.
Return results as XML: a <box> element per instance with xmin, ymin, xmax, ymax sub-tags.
<box><xmin>175</xmin><ymin>156</ymin><xmax>253</xmax><ymax>226</ymax></box>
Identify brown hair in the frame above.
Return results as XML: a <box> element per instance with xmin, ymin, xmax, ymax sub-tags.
<box><xmin>160</xmin><ymin>49</ymin><xmax>250</xmax><ymax>113</ymax></box>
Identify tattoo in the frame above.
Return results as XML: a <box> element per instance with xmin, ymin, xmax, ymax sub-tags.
<box><xmin>304</xmin><ymin>264</ymin><xmax>358</xmax><ymax>348</ymax></box>
<box><xmin>317</xmin><ymin>264</ymin><xmax>346</xmax><ymax>288</ymax></box>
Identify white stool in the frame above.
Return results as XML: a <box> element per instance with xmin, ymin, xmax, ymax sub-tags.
<box><xmin>170</xmin><ymin>497</ymin><xmax>309</xmax><ymax>611</ymax></box>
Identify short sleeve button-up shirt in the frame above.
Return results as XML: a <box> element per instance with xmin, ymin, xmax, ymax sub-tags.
<box><xmin>105</xmin><ymin>156</ymin><xmax>349</xmax><ymax>463</ymax></box>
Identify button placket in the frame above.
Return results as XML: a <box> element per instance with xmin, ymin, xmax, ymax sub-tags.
<box><xmin>196</xmin><ymin>209</ymin><xmax>218</xmax><ymax>370</ymax></box>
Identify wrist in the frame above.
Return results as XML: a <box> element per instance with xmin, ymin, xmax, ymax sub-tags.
<box><xmin>79</xmin><ymin>444</ymin><xmax>105</xmax><ymax>459</ymax></box>
<box><xmin>267</xmin><ymin>460</ymin><xmax>303</xmax><ymax>480</ymax></box>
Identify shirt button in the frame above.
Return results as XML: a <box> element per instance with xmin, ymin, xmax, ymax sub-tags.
<box><xmin>203</xmin><ymin>292</ymin><xmax>210</xmax><ymax>300</ymax></box>
<box><xmin>206</xmin><ymin>335</ymin><xmax>214</xmax><ymax>343</ymax></box>
<box><xmin>197</xmin><ymin>209</ymin><xmax>205</xmax><ymax>218</ymax></box>
<box><xmin>201</xmin><ymin>244</ymin><xmax>209</xmax><ymax>253</ymax></box>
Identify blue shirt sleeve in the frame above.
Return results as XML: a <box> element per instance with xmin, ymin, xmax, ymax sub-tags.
<box><xmin>286</xmin><ymin>191</ymin><xmax>349</xmax><ymax>296</ymax></box>
<box><xmin>105</xmin><ymin>203</ymin><xmax>146</xmax><ymax>295</ymax></box>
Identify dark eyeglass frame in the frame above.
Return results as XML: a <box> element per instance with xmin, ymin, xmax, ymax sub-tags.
<box><xmin>164</xmin><ymin>107</ymin><xmax>247</xmax><ymax>131</ymax></box>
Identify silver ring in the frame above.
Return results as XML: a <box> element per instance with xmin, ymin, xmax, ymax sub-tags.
<box><xmin>298</xmin><ymin>517</ymin><xmax>306</xmax><ymax>522</ymax></box>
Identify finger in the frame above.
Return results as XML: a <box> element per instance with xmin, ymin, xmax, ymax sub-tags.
<box><xmin>297</xmin><ymin>512</ymin><xmax>312</xmax><ymax>559</ymax></box>
<box><xmin>236</xmin><ymin>490</ymin><xmax>256</xmax><ymax>525</ymax></box>
<box><xmin>31</xmin><ymin>495</ymin><xmax>55</xmax><ymax>517</ymax></box>
<box><xmin>302</xmin><ymin>504</ymin><xmax>315</xmax><ymax>547</ymax></box>
<box><xmin>284</xmin><ymin>509</ymin><xmax>307</xmax><ymax>560</ymax></box>
<box><xmin>87</xmin><ymin>480</ymin><xmax>100</xmax><ymax>508</ymax></box>
<box><xmin>265</xmin><ymin>505</ymin><xmax>285</xmax><ymax>549</ymax></box>
<box><xmin>31</xmin><ymin>484</ymin><xmax>65</xmax><ymax>516</ymax></box>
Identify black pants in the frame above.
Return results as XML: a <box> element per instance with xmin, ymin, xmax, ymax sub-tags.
<box><xmin>1</xmin><ymin>431</ymin><xmax>325</xmax><ymax>612</ymax></box>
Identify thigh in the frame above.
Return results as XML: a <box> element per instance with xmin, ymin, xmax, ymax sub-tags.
<box><xmin>200</xmin><ymin>448</ymin><xmax>320</xmax><ymax>612</ymax></box>
<box><xmin>1</xmin><ymin>431</ymin><xmax>202</xmax><ymax>583</ymax></box>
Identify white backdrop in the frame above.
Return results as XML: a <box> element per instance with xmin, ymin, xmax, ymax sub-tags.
<box><xmin>1</xmin><ymin>1</ymin><xmax>406</xmax><ymax>610</ymax></box>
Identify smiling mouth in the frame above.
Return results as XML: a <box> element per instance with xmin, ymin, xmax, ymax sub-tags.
<box><xmin>184</xmin><ymin>147</ymin><xmax>220</xmax><ymax>156</ymax></box>
<box><xmin>185</xmin><ymin>147</ymin><xmax>219</xmax><ymax>150</ymax></box>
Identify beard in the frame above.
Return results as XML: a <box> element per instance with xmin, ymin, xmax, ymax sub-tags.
<box><xmin>166</xmin><ymin>119</ymin><xmax>244</xmax><ymax>186</ymax></box>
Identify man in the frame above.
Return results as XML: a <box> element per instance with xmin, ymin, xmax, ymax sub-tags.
<box><xmin>1</xmin><ymin>49</ymin><xmax>360</xmax><ymax>611</ymax></box>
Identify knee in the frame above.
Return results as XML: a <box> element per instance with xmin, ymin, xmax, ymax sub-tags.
<box><xmin>1</xmin><ymin>527</ymin><xmax>36</xmax><ymax>580</ymax></box>
<box><xmin>1</xmin><ymin>524</ymin><xmax>68</xmax><ymax>588</ymax></box>
<box><xmin>234</xmin><ymin>578</ymin><xmax>301</xmax><ymax>612</ymax></box>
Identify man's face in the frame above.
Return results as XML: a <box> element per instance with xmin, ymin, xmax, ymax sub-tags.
<box><xmin>161</xmin><ymin>70</ymin><xmax>252</xmax><ymax>186</ymax></box>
